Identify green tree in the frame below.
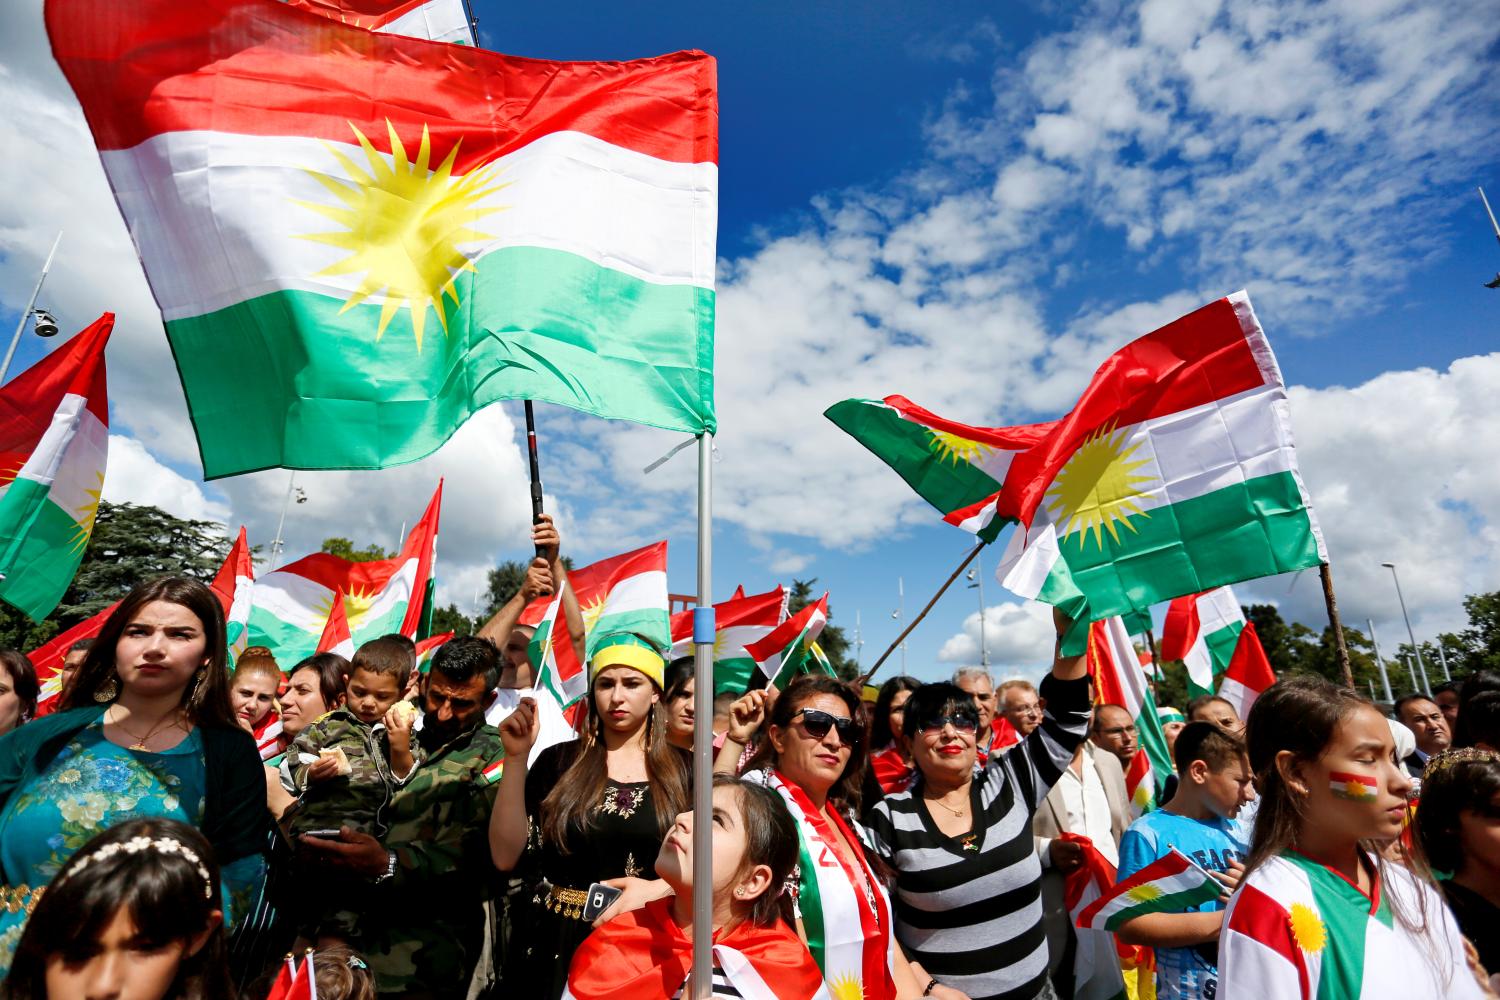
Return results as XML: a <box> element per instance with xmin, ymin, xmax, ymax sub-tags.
<box><xmin>319</xmin><ymin>537</ymin><xmax>391</xmax><ymax>562</ymax></box>
<box><xmin>477</xmin><ymin>556</ymin><xmax>573</xmax><ymax>620</ymax></box>
<box><xmin>429</xmin><ymin>603</ymin><xmax>475</xmax><ymax>639</ymax></box>
<box><xmin>788</xmin><ymin>578</ymin><xmax>856</xmax><ymax>681</ymax></box>
<box><xmin>0</xmin><ymin>501</ymin><xmax>232</xmax><ymax>650</ymax></box>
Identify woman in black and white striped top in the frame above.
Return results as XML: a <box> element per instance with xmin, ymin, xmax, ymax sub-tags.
<box><xmin>863</xmin><ymin>620</ymin><xmax>1090</xmax><ymax>1000</ymax></box>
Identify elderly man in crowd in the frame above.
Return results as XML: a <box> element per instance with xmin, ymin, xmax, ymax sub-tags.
<box><xmin>999</xmin><ymin>678</ymin><xmax>1045</xmax><ymax>738</ymax></box>
<box><xmin>954</xmin><ymin>666</ymin><xmax>1011</xmax><ymax>762</ymax></box>
<box><xmin>298</xmin><ymin>637</ymin><xmax>505</xmax><ymax>1000</ymax></box>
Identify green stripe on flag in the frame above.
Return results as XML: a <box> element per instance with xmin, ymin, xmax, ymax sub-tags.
<box><xmin>166</xmin><ymin>246</ymin><xmax>716</xmax><ymax>478</ymax></box>
<box><xmin>1102</xmin><ymin>883</ymin><xmax>1223</xmax><ymax>931</ymax></box>
<box><xmin>0</xmin><ymin>480</ymin><xmax>88</xmax><ymax>621</ymax></box>
<box><xmin>793</xmin><ymin>836</ymin><xmax>827</xmax><ymax>973</ymax></box>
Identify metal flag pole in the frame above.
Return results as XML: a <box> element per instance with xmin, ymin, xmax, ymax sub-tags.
<box><xmin>1404</xmin><ymin>655</ymin><xmax>1420</xmax><ymax>695</ymax></box>
<box><xmin>2</xmin><ymin>231</ymin><xmax>63</xmax><ymax>385</ymax></box>
<box><xmin>689</xmin><ymin>430</ymin><xmax>715</xmax><ymax>999</ymax></box>
<box><xmin>967</xmin><ymin>548</ymin><xmax>989</xmax><ymax>668</ymax></box>
<box><xmin>1367</xmin><ymin>618</ymin><xmax>1393</xmax><ymax>703</ymax></box>
<box><xmin>862</xmin><ymin>543</ymin><xmax>984</xmax><ymax>686</ymax></box>
<box><xmin>269</xmin><ymin>471</ymin><xmax>297</xmax><ymax>569</ymax></box>
<box><xmin>1380</xmin><ymin>562</ymin><xmax>1428</xmax><ymax>695</ymax></box>
<box><xmin>1435</xmin><ymin>642</ymin><xmax>1452</xmax><ymax>682</ymax></box>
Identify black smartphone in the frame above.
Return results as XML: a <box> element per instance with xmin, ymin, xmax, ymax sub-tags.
<box><xmin>580</xmin><ymin>882</ymin><xmax>623</xmax><ymax>921</ymax></box>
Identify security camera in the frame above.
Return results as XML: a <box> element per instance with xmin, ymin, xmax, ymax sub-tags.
<box><xmin>32</xmin><ymin>310</ymin><xmax>58</xmax><ymax>338</ymax></box>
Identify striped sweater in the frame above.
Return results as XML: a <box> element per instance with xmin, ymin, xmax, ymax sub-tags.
<box><xmin>863</xmin><ymin>674</ymin><xmax>1090</xmax><ymax>1000</ymax></box>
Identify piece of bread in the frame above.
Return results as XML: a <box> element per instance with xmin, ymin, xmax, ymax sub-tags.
<box><xmin>389</xmin><ymin>702</ymin><xmax>415</xmax><ymax>727</ymax></box>
<box><xmin>319</xmin><ymin>746</ymin><xmax>352</xmax><ymax>776</ymax></box>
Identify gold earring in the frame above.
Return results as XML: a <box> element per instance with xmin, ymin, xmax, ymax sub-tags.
<box><xmin>94</xmin><ymin>676</ymin><xmax>120</xmax><ymax>703</ymax></box>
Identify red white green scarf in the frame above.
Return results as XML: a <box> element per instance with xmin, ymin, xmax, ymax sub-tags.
<box><xmin>768</xmin><ymin>770</ymin><xmax>898</xmax><ymax>1000</ymax></box>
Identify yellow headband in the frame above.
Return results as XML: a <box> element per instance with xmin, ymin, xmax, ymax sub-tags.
<box><xmin>589</xmin><ymin>643</ymin><xmax>665</xmax><ymax>689</ymax></box>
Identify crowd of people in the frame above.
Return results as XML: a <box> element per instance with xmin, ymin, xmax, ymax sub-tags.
<box><xmin>0</xmin><ymin>520</ymin><xmax>1497</xmax><ymax>1000</ymax></box>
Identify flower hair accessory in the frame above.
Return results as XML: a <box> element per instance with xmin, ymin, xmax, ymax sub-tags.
<box><xmin>62</xmin><ymin>835</ymin><xmax>214</xmax><ymax>900</ymax></box>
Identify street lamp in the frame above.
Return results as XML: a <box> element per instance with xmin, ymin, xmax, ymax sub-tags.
<box><xmin>966</xmin><ymin>549</ymin><xmax>989</xmax><ymax>668</ymax></box>
<box><xmin>2</xmin><ymin>232</ymin><xmax>63</xmax><ymax>384</ymax></box>
<box><xmin>1381</xmin><ymin>562</ymin><xmax>1429</xmax><ymax>697</ymax></box>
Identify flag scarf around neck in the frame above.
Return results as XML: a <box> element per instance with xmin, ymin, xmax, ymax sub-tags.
<box><xmin>994</xmin><ymin>292</ymin><xmax>1326</xmax><ymax>642</ymax></box>
<box><xmin>284</xmin><ymin>0</ymin><xmax>474</xmax><ymax>45</ymax></box>
<box><xmin>31</xmin><ymin>600</ymin><xmax>120</xmax><ymax>712</ymax></box>
<box><xmin>560</xmin><ymin>897</ymin><xmax>831</xmax><ymax>1000</ymax></box>
<box><xmin>824</xmin><ymin>395</ymin><xmax>1055</xmax><ymax>542</ymax></box>
<box><xmin>248</xmin><ymin>482</ymin><xmax>440</xmax><ymax>666</ymax></box>
<box><xmin>669</xmin><ymin>586</ymin><xmax>788</xmax><ymax>695</ymax></box>
<box><xmin>1077</xmin><ymin>847</ymin><xmax>1222</xmax><ymax>932</ymax></box>
<box><xmin>47</xmin><ymin>0</ymin><xmax>718</xmax><ymax>479</ymax></box>
<box><xmin>1161</xmin><ymin>586</ymin><xmax>1246</xmax><ymax>694</ymax></box>
<box><xmin>210</xmin><ymin>526</ymin><xmax>256</xmax><ymax>661</ymax></box>
<box><xmin>1058</xmin><ymin>833</ymin><xmax>1130</xmax><ymax>1000</ymax></box>
<box><xmin>1216</xmin><ymin>620</ymin><xmax>1276</xmax><ymax>719</ymax></box>
<box><xmin>744</xmin><ymin>595</ymin><xmax>829</xmax><ymax>689</ymax></box>
<box><xmin>766</xmin><ymin>771</ymin><xmax>897</xmax><ymax>1000</ymax></box>
<box><xmin>526</xmin><ymin>540</ymin><xmax>669</xmax><ymax>707</ymax></box>
<box><xmin>0</xmin><ymin>314</ymin><xmax>113</xmax><ymax>621</ymax></box>
<box><xmin>1089</xmin><ymin>616</ymin><xmax>1173</xmax><ymax>814</ymax></box>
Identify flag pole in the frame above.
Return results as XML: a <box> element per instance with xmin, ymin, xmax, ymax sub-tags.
<box><xmin>860</xmin><ymin>542</ymin><xmax>983</xmax><ymax>686</ymax></box>
<box><xmin>1144</xmin><ymin>627</ymin><xmax>1162</xmax><ymax>679</ymax></box>
<box><xmin>524</xmin><ymin>401</ymin><xmax>545</xmax><ymax>556</ymax></box>
<box><xmin>690</xmin><ymin>431</ymin><xmax>715</xmax><ymax>999</ymax></box>
<box><xmin>1318</xmin><ymin>563</ymin><xmax>1354</xmax><ymax>688</ymax></box>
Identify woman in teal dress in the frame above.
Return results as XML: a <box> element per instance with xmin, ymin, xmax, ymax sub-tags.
<box><xmin>0</xmin><ymin>576</ymin><xmax>269</xmax><ymax>974</ymax></box>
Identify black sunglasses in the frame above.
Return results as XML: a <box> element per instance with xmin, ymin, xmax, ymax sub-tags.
<box><xmin>916</xmin><ymin>714</ymin><xmax>979</xmax><ymax>735</ymax></box>
<box><xmin>794</xmin><ymin>708</ymin><xmax>861</xmax><ymax>745</ymax></box>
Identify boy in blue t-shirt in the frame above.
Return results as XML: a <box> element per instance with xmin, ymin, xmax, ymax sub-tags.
<box><xmin>1115</xmin><ymin>721</ymin><xmax>1256</xmax><ymax>1000</ymax></box>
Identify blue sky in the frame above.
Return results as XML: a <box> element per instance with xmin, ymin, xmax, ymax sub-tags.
<box><xmin>1</xmin><ymin>0</ymin><xmax>1497</xmax><ymax>685</ymax></box>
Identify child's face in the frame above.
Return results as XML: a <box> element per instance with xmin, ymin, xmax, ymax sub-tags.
<box><xmin>346</xmin><ymin>667</ymin><xmax>403</xmax><ymax>724</ymax></box>
<box><xmin>1197</xmin><ymin>753</ymin><xmax>1256</xmax><ymax>819</ymax></box>
<box><xmin>655</xmin><ymin>784</ymin><xmax>753</xmax><ymax>900</ymax></box>
<box><xmin>46</xmin><ymin>907</ymin><xmax>194</xmax><ymax>1000</ymax></box>
<box><xmin>1300</xmin><ymin>703</ymin><xmax>1413</xmax><ymax>843</ymax></box>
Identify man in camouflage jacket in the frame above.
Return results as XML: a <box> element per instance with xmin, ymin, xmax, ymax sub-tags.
<box><xmin>297</xmin><ymin>637</ymin><xmax>506</xmax><ymax>999</ymax></box>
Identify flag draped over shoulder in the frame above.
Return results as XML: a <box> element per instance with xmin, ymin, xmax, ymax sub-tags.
<box><xmin>286</xmin><ymin>0</ymin><xmax>474</xmax><ymax>44</ymax></box>
<box><xmin>248</xmin><ymin>483</ymin><xmax>441</xmax><ymax>665</ymax></box>
<box><xmin>745</xmin><ymin>594</ymin><xmax>830</xmax><ymax>689</ymax></box>
<box><xmin>0</xmin><ymin>314</ymin><xmax>112</xmax><ymax>621</ymax></box>
<box><xmin>47</xmin><ymin>0</ymin><xmax>718</xmax><ymax>479</ymax></box>
<box><xmin>825</xmin><ymin>395</ymin><xmax>1054</xmax><ymax>542</ymax></box>
<box><xmin>993</xmin><ymin>292</ymin><xmax>1325</xmax><ymax>640</ymax></box>
<box><xmin>1161</xmin><ymin>586</ymin><xmax>1247</xmax><ymax>694</ymax></box>
<box><xmin>1089</xmin><ymin>616</ymin><xmax>1174</xmax><ymax>815</ymax></box>
<box><xmin>669</xmin><ymin>586</ymin><xmax>787</xmax><ymax>694</ymax></box>
<box><xmin>210</xmin><ymin>527</ymin><xmax>256</xmax><ymax>662</ymax></box>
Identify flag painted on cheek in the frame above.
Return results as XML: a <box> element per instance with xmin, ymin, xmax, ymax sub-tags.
<box><xmin>1328</xmin><ymin>772</ymin><xmax>1378</xmax><ymax>802</ymax></box>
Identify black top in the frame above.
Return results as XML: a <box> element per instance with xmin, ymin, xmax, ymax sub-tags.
<box><xmin>1441</xmin><ymin>880</ymin><xmax>1500</xmax><ymax>977</ymax></box>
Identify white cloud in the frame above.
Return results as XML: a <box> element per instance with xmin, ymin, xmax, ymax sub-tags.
<box><xmin>937</xmin><ymin>600</ymin><xmax>1057</xmax><ymax>683</ymax></box>
<box><xmin>102</xmin><ymin>435</ymin><xmax>230</xmax><ymax>524</ymax></box>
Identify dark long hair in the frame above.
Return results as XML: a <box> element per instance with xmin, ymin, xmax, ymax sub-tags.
<box><xmin>1414</xmin><ymin>749</ymin><xmax>1500</xmax><ymax>875</ymax></box>
<box><xmin>60</xmin><ymin>576</ymin><xmax>236</xmax><ymax>730</ymax></box>
<box><xmin>1454</xmin><ymin>671</ymin><xmax>1500</xmax><ymax>747</ymax></box>
<box><xmin>0</xmin><ymin>648</ymin><xmax>38</xmax><ymax>727</ymax></box>
<box><xmin>716</xmin><ymin>774</ymin><xmax>799</xmax><ymax>927</ymax></box>
<box><xmin>290</xmin><ymin>652</ymin><xmax>351</xmax><ymax>709</ymax></box>
<box><xmin>745</xmin><ymin>674</ymin><xmax>868</xmax><ymax>813</ymax></box>
<box><xmin>540</xmin><ymin>667</ymin><xmax>690</xmax><ymax>849</ymax></box>
<box><xmin>1</xmin><ymin>817</ymin><xmax>233</xmax><ymax>1000</ymax></box>
<box><xmin>870</xmin><ymin>675</ymin><xmax>921</xmax><ymax>749</ymax></box>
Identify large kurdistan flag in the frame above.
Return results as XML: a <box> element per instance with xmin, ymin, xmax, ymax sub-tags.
<box><xmin>48</xmin><ymin>0</ymin><xmax>718</xmax><ymax>479</ymax></box>
<box><xmin>995</xmin><ymin>291</ymin><xmax>1326</xmax><ymax>640</ymax></box>
<box><xmin>825</xmin><ymin>395</ymin><xmax>1054</xmax><ymax>542</ymax></box>
<box><xmin>285</xmin><ymin>0</ymin><xmax>475</xmax><ymax>45</ymax></box>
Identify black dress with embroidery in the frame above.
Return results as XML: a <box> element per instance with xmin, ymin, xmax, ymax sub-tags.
<box><xmin>501</xmin><ymin>741</ymin><xmax>667</xmax><ymax>999</ymax></box>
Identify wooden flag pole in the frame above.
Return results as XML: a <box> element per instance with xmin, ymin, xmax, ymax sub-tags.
<box><xmin>524</xmin><ymin>400</ymin><xmax>545</xmax><ymax>557</ymax></box>
<box><xmin>1144</xmin><ymin>627</ymin><xmax>1162</xmax><ymax>681</ymax></box>
<box><xmin>860</xmin><ymin>542</ymin><xmax>984</xmax><ymax>687</ymax></box>
<box><xmin>1319</xmin><ymin>562</ymin><xmax>1354</xmax><ymax>689</ymax></box>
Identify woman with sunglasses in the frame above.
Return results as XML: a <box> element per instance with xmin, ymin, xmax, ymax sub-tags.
<box><xmin>863</xmin><ymin>612</ymin><xmax>1091</xmax><ymax>1000</ymax></box>
<box><xmin>741</xmin><ymin>674</ymin><xmax>925</xmax><ymax>1000</ymax></box>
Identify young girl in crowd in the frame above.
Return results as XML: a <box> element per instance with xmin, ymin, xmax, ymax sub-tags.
<box><xmin>1414</xmin><ymin>747</ymin><xmax>1500</xmax><ymax>988</ymax></box>
<box><xmin>563</xmin><ymin>775</ymin><xmax>826</xmax><ymax>999</ymax></box>
<box><xmin>863</xmin><ymin>675</ymin><xmax>920</xmax><ymax>808</ymax></box>
<box><xmin>491</xmin><ymin>633</ymin><xmax>691</xmax><ymax>999</ymax></box>
<box><xmin>0</xmin><ymin>817</ymin><xmax>232</xmax><ymax>1000</ymax></box>
<box><xmin>1218</xmin><ymin>676</ymin><xmax>1486</xmax><ymax>999</ymax></box>
<box><xmin>229</xmin><ymin>648</ymin><xmax>283</xmax><ymax>761</ymax></box>
<box><xmin>311</xmin><ymin>944</ymin><xmax>378</xmax><ymax>1000</ymax></box>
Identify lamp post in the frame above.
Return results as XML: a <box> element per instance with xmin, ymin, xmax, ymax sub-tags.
<box><xmin>1380</xmin><ymin>562</ymin><xmax>1429</xmax><ymax>697</ymax></box>
<box><xmin>269</xmin><ymin>472</ymin><xmax>307</xmax><ymax>569</ymax></box>
<box><xmin>966</xmin><ymin>549</ymin><xmax>989</xmax><ymax>669</ymax></box>
<box><xmin>2</xmin><ymin>231</ymin><xmax>63</xmax><ymax>385</ymax></box>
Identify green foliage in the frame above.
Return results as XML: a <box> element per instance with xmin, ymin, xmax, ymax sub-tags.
<box><xmin>788</xmin><ymin>578</ymin><xmax>856</xmax><ymax>681</ymax></box>
<box><xmin>319</xmin><ymin>537</ymin><xmax>391</xmax><ymax>562</ymax></box>
<box><xmin>1242</xmin><ymin>604</ymin><xmax>1385</xmax><ymax>696</ymax></box>
<box><xmin>1393</xmin><ymin>590</ymin><xmax>1500</xmax><ymax>687</ymax></box>
<box><xmin>429</xmin><ymin>603</ymin><xmax>475</xmax><ymax>639</ymax></box>
<box><xmin>478</xmin><ymin>555</ymin><xmax>574</xmax><ymax>621</ymax></box>
<box><xmin>0</xmin><ymin>501</ymin><xmax>231</xmax><ymax>652</ymax></box>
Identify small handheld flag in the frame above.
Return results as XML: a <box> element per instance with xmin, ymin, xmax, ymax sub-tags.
<box><xmin>1075</xmin><ymin>847</ymin><xmax>1222</xmax><ymax>932</ymax></box>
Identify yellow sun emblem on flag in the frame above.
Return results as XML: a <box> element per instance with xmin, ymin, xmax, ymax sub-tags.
<box><xmin>1288</xmin><ymin>903</ymin><xmax>1327</xmax><ymax>953</ymax></box>
<box><xmin>69</xmin><ymin>471</ymin><xmax>105</xmax><ymax>553</ymax></box>
<box><xmin>580</xmin><ymin>596</ymin><xmax>608</xmax><ymax>635</ymax></box>
<box><xmin>297</xmin><ymin>120</ymin><xmax>510</xmax><ymax>351</ymax></box>
<box><xmin>827</xmin><ymin>973</ymin><xmax>865</xmax><ymax>1000</ymax></box>
<box><xmin>1044</xmin><ymin>423</ymin><xmax>1155</xmax><ymax>550</ymax></box>
<box><xmin>1126</xmin><ymin>883</ymin><xmax>1164</xmax><ymax>904</ymax></box>
<box><xmin>314</xmin><ymin>587</ymin><xmax>379</xmax><ymax>632</ymax></box>
<box><xmin>927</xmin><ymin>429</ymin><xmax>993</xmax><ymax>466</ymax></box>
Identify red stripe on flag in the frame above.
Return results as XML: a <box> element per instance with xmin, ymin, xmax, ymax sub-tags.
<box><xmin>1159</xmin><ymin>592</ymin><xmax>1204</xmax><ymax>662</ymax></box>
<box><xmin>397</xmin><ymin>481</ymin><xmax>442</xmax><ymax>637</ymax></box>
<box><xmin>286</xmin><ymin>0</ymin><xmax>441</xmax><ymax>29</ymax></box>
<box><xmin>0</xmin><ymin>314</ymin><xmax>113</xmax><ymax>473</ymax></box>
<box><xmin>30</xmin><ymin>600</ymin><xmax>120</xmax><ymax>714</ymax></box>
<box><xmin>884</xmin><ymin>395</ymin><xmax>1057</xmax><ymax>449</ymax></box>
<box><xmin>996</xmin><ymin>297</ymin><xmax>1270</xmax><ymax>526</ymax></box>
<box><xmin>47</xmin><ymin>0</ymin><xmax>718</xmax><ymax>168</ymax></box>
<box><xmin>1222</xmin><ymin>621</ymin><xmax>1276</xmax><ymax>707</ymax></box>
<box><xmin>520</xmin><ymin>541</ymin><xmax>668</xmax><ymax>627</ymax></box>
<box><xmin>1226</xmin><ymin>882</ymin><xmax>1310</xmax><ymax>998</ymax></box>
<box><xmin>1076</xmin><ymin>850</ymin><xmax>1193</xmax><ymax>927</ymax></box>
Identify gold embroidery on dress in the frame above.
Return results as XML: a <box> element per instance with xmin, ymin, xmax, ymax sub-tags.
<box><xmin>624</xmin><ymin>851</ymin><xmax>641</xmax><ymax>879</ymax></box>
<box><xmin>601</xmin><ymin>784</ymin><xmax>642</xmax><ymax>819</ymax></box>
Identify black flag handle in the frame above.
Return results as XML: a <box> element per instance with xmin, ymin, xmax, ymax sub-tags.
<box><xmin>524</xmin><ymin>400</ymin><xmax>545</xmax><ymax>557</ymax></box>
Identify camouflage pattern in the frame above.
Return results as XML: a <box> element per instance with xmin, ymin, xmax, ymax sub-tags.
<box><xmin>354</xmin><ymin>720</ymin><xmax>507</xmax><ymax>998</ymax></box>
<box><xmin>280</xmin><ymin>708</ymin><xmax>424</xmax><ymax>838</ymax></box>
